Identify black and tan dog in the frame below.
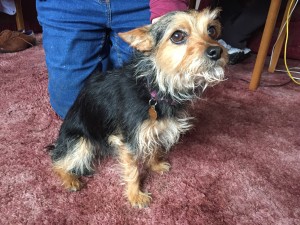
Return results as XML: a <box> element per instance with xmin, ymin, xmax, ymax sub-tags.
<box><xmin>49</xmin><ymin>8</ymin><xmax>227</xmax><ymax>208</ymax></box>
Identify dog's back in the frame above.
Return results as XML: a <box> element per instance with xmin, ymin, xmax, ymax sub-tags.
<box><xmin>51</xmin><ymin>64</ymin><xmax>147</xmax><ymax>170</ymax></box>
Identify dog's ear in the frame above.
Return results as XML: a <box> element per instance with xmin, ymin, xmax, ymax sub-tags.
<box><xmin>118</xmin><ymin>25</ymin><xmax>153</xmax><ymax>52</ymax></box>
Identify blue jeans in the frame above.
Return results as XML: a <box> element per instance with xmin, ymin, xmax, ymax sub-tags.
<box><xmin>36</xmin><ymin>0</ymin><xmax>150</xmax><ymax>118</ymax></box>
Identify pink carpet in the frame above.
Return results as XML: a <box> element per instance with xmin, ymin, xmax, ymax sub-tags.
<box><xmin>1</xmin><ymin>34</ymin><xmax>300</xmax><ymax>225</ymax></box>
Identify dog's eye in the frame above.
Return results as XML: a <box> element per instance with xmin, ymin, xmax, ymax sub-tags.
<box><xmin>170</xmin><ymin>30</ymin><xmax>188</xmax><ymax>44</ymax></box>
<box><xmin>208</xmin><ymin>26</ymin><xmax>218</xmax><ymax>39</ymax></box>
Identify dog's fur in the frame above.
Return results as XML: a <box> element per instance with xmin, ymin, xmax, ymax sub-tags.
<box><xmin>49</xmin><ymin>9</ymin><xmax>227</xmax><ymax>208</ymax></box>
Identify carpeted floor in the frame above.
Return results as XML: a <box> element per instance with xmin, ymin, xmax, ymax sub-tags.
<box><xmin>1</xmin><ymin>34</ymin><xmax>300</xmax><ymax>225</ymax></box>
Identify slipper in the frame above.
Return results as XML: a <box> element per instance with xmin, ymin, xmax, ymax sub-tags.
<box><xmin>228</xmin><ymin>51</ymin><xmax>251</xmax><ymax>65</ymax></box>
<box><xmin>0</xmin><ymin>29</ymin><xmax>36</xmax><ymax>53</ymax></box>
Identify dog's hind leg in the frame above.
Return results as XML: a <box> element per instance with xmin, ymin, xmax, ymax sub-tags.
<box><xmin>52</xmin><ymin>137</ymin><xmax>95</xmax><ymax>191</ymax></box>
<box><xmin>109</xmin><ymin>135</ymin><xmax>152</xmax><ymax>208</ymax></box>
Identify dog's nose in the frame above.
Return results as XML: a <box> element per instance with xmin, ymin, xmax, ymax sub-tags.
<box><xmin>206</xmin><ymin>46</ymin><xmax>223</xmax><ymax>60</ymax></box>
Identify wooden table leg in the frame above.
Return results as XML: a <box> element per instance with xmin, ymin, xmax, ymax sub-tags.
<box><xmin>15</xmin><ymin>0</ymin><xmax>25</xmax><ymax>31</ymax></box>
<box><xmin>249</xmin><ymin>0</ymin><xmax>282</xmax><ymax>90</ymax></box>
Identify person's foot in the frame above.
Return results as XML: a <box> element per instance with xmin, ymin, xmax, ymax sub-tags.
<box><xmin>218</xmin><ymin>39</ymin><xmax>251</xmax><ymax>65</ymax></box>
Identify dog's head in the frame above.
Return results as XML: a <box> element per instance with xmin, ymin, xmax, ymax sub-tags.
<box><xmin>119</xmin><ymin>8</ymin><xmax>227</xmax><ymax>102</ymax></box>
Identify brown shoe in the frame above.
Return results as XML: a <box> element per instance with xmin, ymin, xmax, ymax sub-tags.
<box><xmin>0</xmin><ymin>29</ymin><xmax>36</xmax><ymax>53</ymax></box>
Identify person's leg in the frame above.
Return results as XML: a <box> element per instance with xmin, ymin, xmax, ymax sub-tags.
<box><xmin>226</xmin><ymin>0</ymin><xmax>270</xmax><ymax>48</ymax></box>
<box><xmin>219</xmin><ymin>0</ymin><xmax>270</xmax><ymax>49</ymax></box>
<box><xmin>36</xmin><ymin>0</ymin><xmax>109</xmax><ymax>118</ymax></box>
<box><xmin>109</xmin><ymin>0</ymin><xmax>150</xmax><ymax>68</ymax></box>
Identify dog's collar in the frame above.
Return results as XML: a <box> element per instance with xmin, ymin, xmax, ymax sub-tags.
<box><xmin>150</xmin><ymin>90</ymin><xmax>177</xmax><ymax>106</ymax></box>
<box><xmin>146</xmin><ymin>76</ymin><xmax>177</xmax><ymax>106</ymax></box>
<box><xmin>146</xmin><ymin>78</ymin><xmax>177</xmax><ymax>122</ymax></box>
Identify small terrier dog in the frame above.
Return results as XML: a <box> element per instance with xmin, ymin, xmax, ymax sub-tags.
<box><xmin>49</xmin><ymin>9</ymin><xmax>227</xmax><ymax>208</ymax></box>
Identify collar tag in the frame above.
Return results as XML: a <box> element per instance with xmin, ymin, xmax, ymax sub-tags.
<box><xmin>148</xmin><ymin>99</ymin><xmax>157</xmax><ymax>121</ymax></box>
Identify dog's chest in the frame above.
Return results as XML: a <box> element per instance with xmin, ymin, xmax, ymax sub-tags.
<box><xmin>137</xmin><ymin>116</ymin><xmax>192</xmax><ymax>154</ymax></box>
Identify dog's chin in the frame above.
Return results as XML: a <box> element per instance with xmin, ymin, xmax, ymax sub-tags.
<box><xmin>203</xmin><ymin>65</ymin><xmax>225</xmax><ymax>85</ymax></box>
<box><xmin>196</xmin><ymin>57</ymin><xmax>226</xmax><ymax>85</ymax></box>
<box><xmin>192</xmin><ymin>64</ymin><xmax>225</xmax><ymax>94</ymax></box>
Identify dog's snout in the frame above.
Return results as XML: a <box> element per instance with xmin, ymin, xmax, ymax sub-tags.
<box><xmin>206</xmin><ymin>46</ymin><xmax>223</xmax><ymax>61</ymax></box>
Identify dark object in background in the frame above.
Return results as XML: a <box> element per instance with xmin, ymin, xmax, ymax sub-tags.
<box><xmin>0</xmin><ymin>0</ymin><xmax>41</xmax><ymax>33</ymax></box>
<box><xmin>212</xmin><ymin>0</ymin><xmax>270</xmax><ymax>64</ymax></box>
<box><xmin>213</xmin><ymin>0</ymin><xmax>270</xmax><ymax>49</ymax></box>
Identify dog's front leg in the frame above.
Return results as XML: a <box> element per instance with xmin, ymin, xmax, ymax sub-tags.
<box><xmin>147</xmin><ymin>150</ymin><xmax>171</xmax><ymax>175</ymax></box>
<box><xmin>109</xmin><ymin>134</ymin><xmax>151</xmax><ymax>207</ymax></box>
<box><xmin>117</xmin><ymin>143</ymin><xmax>151</xmax><ymax>208</ymax></box>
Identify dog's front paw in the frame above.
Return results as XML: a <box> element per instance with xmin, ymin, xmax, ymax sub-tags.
<box><xmin>150</xmin><ymin>161</ymin><xmax>171</xmax><ymax>175</ymax></box>
<box><xmin>61</xmin><ymin>176</ymin><xmax>83</xmax><ymax>191</ymax></box>
<box><xmin>54</xmin><ymin>167</ymin><xmax>83</xmax><ymax>191</ymax></box>
<box><xmin>128</xmin><ymin>191</ymin><xmax>152</xmax><ymax>208</ymax></box>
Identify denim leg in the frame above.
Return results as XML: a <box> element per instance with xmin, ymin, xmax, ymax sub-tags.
<box><xmin>109</xmin><ymin>0</ymin><xmax>150</xmax><ymax>68</ymax></box>
<box><xmin>36</xmin><ymin>0</ymin><xmax>150</xmax><ymax>118</ymax></box>
<box><xmin>36</xmin><ymin>0</ymin><xmax>109</xmax><ymax>118</ymax></box>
